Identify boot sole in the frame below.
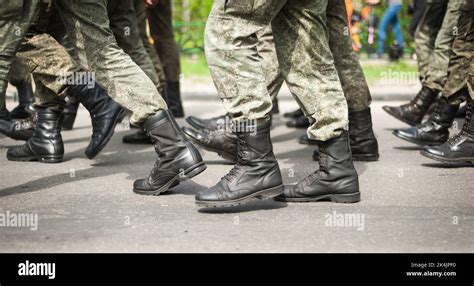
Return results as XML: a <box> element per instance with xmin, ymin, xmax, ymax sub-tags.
<box><xmin>195</xmin><ymin>184</ymin><xmax>284</xmax><ymax>208</ymax></box>
<box><xmin>275</xmin><ymin>192</ymin><xmax>361</xmax><ymax>203</ymax></box>
<box><xmin>86</xmin><ymin>108</ymin><xmax>126</xmax><ymax>159</ymax></box>
<box><xmin>133</xmin><ymin>162</ymin><xmax>207</xmax><ymax>196</ymax></box>
<box><xmin>392</xmin><ymin>130</ymin><xmax>444</xmax><ymax>146</ymax></box>
<box><xmin>7</xmin><ymin>154</ymin><xmax>63</xmax><ymax>163</ymax></box>
<box><xmin>382</xmin><ymin>107</ymin><xmax>420</xmax><ymax>126</ymax></box>
<box><xmin>420</xmin><ymin>150</ymin><xmax>474</xmax><ymax>165</ymax></box>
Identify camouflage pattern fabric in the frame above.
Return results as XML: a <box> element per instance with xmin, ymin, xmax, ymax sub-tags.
<box><xmin>205</xmin><ymin>0</ymin><xmax>348</xmax><ymax>141</ymax></box>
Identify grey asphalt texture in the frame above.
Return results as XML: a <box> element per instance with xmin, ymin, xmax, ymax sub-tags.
<box><xmin>0</xmin><ymin>99</ymin><xmax>473</xmax><ymax>253</ymax></box>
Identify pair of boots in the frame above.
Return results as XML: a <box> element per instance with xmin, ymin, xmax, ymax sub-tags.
<box><xmin>121</xmin><ymin>81</ymin><xmax>184</xmax><ymax>145</ymax></box>
<box><xmin>184</xmin><ymin>107</ymin><xmax>379</xmax><ymax>163</ymax></box>
<box><xmin>191</xmin><ymin>119</ymin><xmax>360</xmax><ymax>207</ymax></box>
<box><xmin>7</xmin><ymin>84</ymin><xmax>124</xmax><ymax>162</ymax></box>
<box><xmin>0</xmin><ymin>82</ymin><xmax>36</xmax><ymax>141</ymax></box>
<box><xmin>390</xmin><ymin>86</ymin><xmax>474</xmax><ymax>165</ymax></box>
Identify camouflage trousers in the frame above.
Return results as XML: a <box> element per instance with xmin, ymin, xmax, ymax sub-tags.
<box><xmin>134</xmin><ymin>0</ymin><xmax>167</xmax><ymax>93</ymax></box>
<box><xmin>107</xmin><ymin>0</ymin><xmax>164</xmax><ymax>97</ymax></box>
<box><xmin>205</xmin><ymin>0</ymin><xmax>349</xmax><ymax>141</ymax></box>
<box><xmin>258</xmin><ymin>0</ymin><xmax>371</xmax><ymax>112</ymax></box>
<box><xmin>147</xmin><ymin>0</ymin><xmax>181</xmax><ymax>83</ymax></box>
<box><xmin>415</xmin><ymin>0</ymin><xmax>465</xmax><ymax>92</ymax></box>
<box><xmin>15</xmin><ymin>0</ymin><xmax>168</xmax><ymax>124</ymax></box>
<box><xmin>442</xmin><ymin>9</ymin><xmax>474</xmax><ymax>102</ymax></box>
<box><xmin>0</xmin><ymin>0</ymin><xmax>40</xmax><ymax>110</ymax></box>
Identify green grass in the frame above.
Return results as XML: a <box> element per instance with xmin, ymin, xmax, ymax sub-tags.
<box><xmin>361</xmin><ymin>60</ymin><xmax>418</xmax><ymax>85</ymax></box>
<box><xmin>181</xmin><ymin>53</ymin><xmax>418</xmax><ymax>86</ymax></box>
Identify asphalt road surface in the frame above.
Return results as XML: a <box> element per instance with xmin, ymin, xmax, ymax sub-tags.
<box><xmin>0</xmin><ymin>99</ymin><xmax>473</xmax><ymax>252</ymax></box>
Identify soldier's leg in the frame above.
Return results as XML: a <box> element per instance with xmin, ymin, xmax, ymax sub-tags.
<box><xmin>421</xmin><ymin>9</ymin><xmax>474</xmax><ymax>165</ymax></box>
<box><xmin>424</xmin><ymin>0</ymin><xmax>466</xmax><ymax>93</ymax></box>
<box><xmin>147</xmin><ymin>0</ymin><xmax>184</xmax><ymax>117</ymax></box>
<box><xmin>107</xmin><ymin>0</ymin><xmax>164</xmax><ymax>96</ymax></box>
<box><xmin>0</xmin><ymin>0</ymin><xmax>40</xmax><ymax>120</ymax></box>
<box><xmin>382</xmin><ymin>1</ymin><xmax>448</xmax><ymax>126</ymax></box>
<box><xmin>324</xmin><ymin>0</ymin><xmax>378</xmax><ymax>161</ymax></box>
<box><xmin>8</xmin><ymin>59</ymin><xmax>35</xmax><ymax>119</ymax></box>
<box><xmin>54</xmin><ymin>0</ymin><xmax>166</xmax><ymax>125</ymax></box>
<box><xmin>55</xmin><ymin>0</ymin><xmax>204</xmax><ymax>193</ymax></box>
<box><xmin>133</xmin><ymin>0</ymin><xmax>166</xmax><ymax>92</ymax></box>
<box><xmin>197</xmin><ymin>0</ymin><xmax>358</xmax><ymax>208</ymax></box>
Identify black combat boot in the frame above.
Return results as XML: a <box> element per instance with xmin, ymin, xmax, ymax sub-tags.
<box><xmin>7</xmin><ymin>106</ymin><xmax>64</xmax><ymax>163</ymax></box>
<box><xmin>185</xmin><ymin>114</ymin><xmax>228</xmax><ymax>131</ymax></box>
<box><xmin>0</xmin><ymin>116</ymin><xmax>35</xmax><ymax>141</ymax></box>
<box><xmin>69</xmin><ymin>84</ymin><xmax>125</xmax><ymax>159</ymax></box>
<box><xmin>393</xmin><ymin>97</ymin><xmax>459</xmax><ymax>146</ymax></box>
<box><xmin>167</xmin><ymin>81</ymin><xmax>184</xmax><ymax>118</ymax></box>
<box><xmin>348</xmin><ymin>108</ymin><xmax>379</xmax><ymax>161</ymax></box>
<box><xmin>195</xmin><ymin>120</ymin><xmax>284</xmax><ymax>207</ymax></box>
<box><xmin>182</xmin><ymin>126</ymin><xmax>237</xmax><ymax>162</ymax></box>
<box><xmin>133</xmin><ymin>110</ymin><xmax>206</xmax><ymax>195</ymax></box>
<box><xmin>122</xmin><ymin>129</ymin><xmax>153</xmax><ymax>144</ymax></box>
<box><xmin>10</xmin><ymin>82</ymin><xmax>35</xmax><ymax>119</ymax></box>
<box><xmin>313</xmin><ymin>108</ymin><xmax>379</xmax><ymax>161</ymax></box>
<box><xmin>286</xmin><ymin>114</ymin><xmax>310</xmax><ymax>128</ymax></box>
<box><xmin>276</xmin><ymin>132</ymin><xmax>360</xmax><ymax>203</ymax></box>
<box><xmin>283</xmin><ymin>108</ymin><xmax>303</xmax><ymax>119</ymax></box>
<box><xmin>383</xmin><ymin>86</ymin><xmax>438</xmax><ymax>126</ymax></box>
<box><xmin>60</xmin><ymin>95</ymin><xmax>80</xmax><ymax>130</ymax></box>
<box><xmin>421</xmin><ymin>99</ymin><xmax>474</xmax><ymax>165</ymax></box>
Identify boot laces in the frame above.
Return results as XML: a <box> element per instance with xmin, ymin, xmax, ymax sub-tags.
<box><xmin>447</xmin><ymin>106</ymin><xmax>472</xmax><ymax>145</ymax></box>
<box><xmin>304</xmin><ymin>144</ymin><xmax>328</xmax><ymax>184</ymax></box>
<box><xmin>223</xmin><ymin>135</ymin><xmax>247</xmax><ymax>182</ymax></box>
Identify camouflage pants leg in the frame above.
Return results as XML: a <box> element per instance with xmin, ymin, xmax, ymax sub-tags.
<box><xmin>54</xmin><ymin>0</ymin><xmax>167</xmax><ymax>125</ymax></box>
<box><xmin>327</xmin><ymin>0</ymin><xmax>371</xmax><ymax>112</ymax></box>
<box><xmin>0</xmin><ymin>0</ymin><xmax>40</xmax><ymax>110</ymax></box>
<box><xmin>107</xmin><ymin>0</ymin><xmax>164</xmax><ymax>97</ymax></box>
<box><xmin>423</xmin><ymin>0</ymin><xmax>466</xmax><ymax>92</ymax></box>
<box><xmin>256</xmin><ymin>26</ymin><xmax>285</xmax><ymax>102</ymax></box>
<box><xmin>205</xmin><ymin>0</ymin><xmax>348</xmax><ymax>141</ymax></box>
<box><xmin>414</xmin><ymin>0</ymin><xmax>447</xmax><ymax>85</ymax></box>
<box><xmin>15</xmin><ymin>33</ymin><xmax>74</xmax><ymax>109</ymax></box>
<box><xmin>442</xmin><ymin>10</ymin><xmax>474</xmax><ymax>102</ymax></box>
<box><xmin>133</xmin><ymin>0</ymin><xmax>167</xmax><ymax>93</ymax></box>
<box><xmin>147</xmin><ymin>0</ymin><xmax>181</xmax><ymax>82</ymax></box>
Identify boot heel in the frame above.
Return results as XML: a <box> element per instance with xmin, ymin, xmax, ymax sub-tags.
<box><xmin>329</xmin><ymin>192</ymin><xmax>361</xmax><ymax>203</ymax></box>
<box><xmin>40</xmin><ymin>155</ymin><xmax>63</xmax><ymax>163</ymax></box>
<box><xmin>256</xmin><ymin>184</ymin><xmax>284</xmax><ymax>200</ymax></box>
<box><xmin>184</xmin><ymin>162</ymin><xmax>207</xmax><ymax>180</ymax></box>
